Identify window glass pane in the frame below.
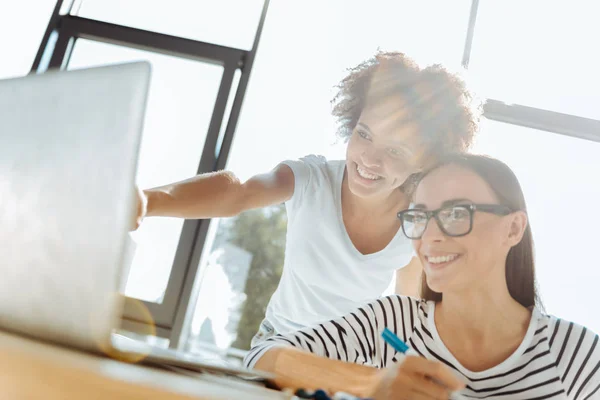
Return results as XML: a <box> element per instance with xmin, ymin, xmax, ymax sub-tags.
<box><xmin>74</xmin><ymin>0</ymin><xmax>264</xmax><ymax>50</ymax></box>
<box><xmin>0</xmin><ymin>0</ymin><xmax>56</xmax><ymax>79</ymax></box>
<box><xmin>181</xmin><ymin>1</ymin><xmax>472</xmax><ymax>358</ymax></box>
<box><xmin>469</xmin><ymin>0</ymin><xmax>600</xmax><ymax>119</ymax></box>
<box><xmin>68</xmin><ymin>39</ymin><xmax>224</xmax><ymax>303</ymax></box>
<box><xmin>472</xmin><ymin>119</ymin><xmax>600</xmax><ymax>333</ymax></box>
<box><xmin>184</xmin><ymin>208</ymin><xmax>286</xmax><ymax>361</ymax></box>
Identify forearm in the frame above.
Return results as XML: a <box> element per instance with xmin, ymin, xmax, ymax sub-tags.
<box><xmin>255</xmin><ymin>347</ymin><xmax>378</xmax><ymax>397</ymax></box>
<box><xmin>145</xmin><ymin>170</ymin><xmax>243</xmax><ymax>219</ymax></box>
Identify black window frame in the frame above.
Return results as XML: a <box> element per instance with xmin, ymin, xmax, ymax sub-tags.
<box><xmin>31</xmin><ymin>0</ymin><xmax>271</xmax><ymax>348</ymax></box>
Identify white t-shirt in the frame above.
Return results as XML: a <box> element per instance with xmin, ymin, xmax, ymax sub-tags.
<box><xmin>265</xmin><ymin>155</ymin><xmax>414</xmax><ymax>334</ymax></box>
<box><xmin>247</xmin><ymin>297</ymin><xmax>600</xmax><ymax>399</ymax></box>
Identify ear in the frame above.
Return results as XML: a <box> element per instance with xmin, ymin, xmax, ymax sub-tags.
<box><xmin>506</xmin><ymin>211</ymin><xmax>528</xmax><ymax>247</ymax></box>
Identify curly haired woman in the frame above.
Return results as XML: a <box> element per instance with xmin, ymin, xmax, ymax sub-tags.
<box><xmin>132</xmin><ymin>51</ymin><xmax>482</xmax><ymax>344</ymax></box>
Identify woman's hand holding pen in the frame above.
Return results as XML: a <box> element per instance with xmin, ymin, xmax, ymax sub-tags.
<box><xmin>368</xmin><ymin>356</ymin><xmax>465</xmax><ymax>400</ymax></box>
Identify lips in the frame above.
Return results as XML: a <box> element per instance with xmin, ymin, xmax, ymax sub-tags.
<box><xmin>427</xmin><ymin>254</ymin><xmax>458</xmax><ymax>264</ymax></box>
<box><xmin>355</xmin><ymin>163</ymin><xmax>382</xmax><ymax>181</ymax></box>
<box><xmin>423</xmin><ymin>253</ymin><xmax>461</xmax><ymax>269</ymax></box>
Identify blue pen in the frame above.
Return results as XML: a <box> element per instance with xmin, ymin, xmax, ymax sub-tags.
<box><xmin>381</xmin><ymin>328</ymin><xmax>467</xmax><ymax>400</ymax></box>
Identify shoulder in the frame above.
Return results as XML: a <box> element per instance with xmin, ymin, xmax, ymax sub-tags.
<box><xmin>280</xmin><ymin>154</ymin><xmax>326</xmax><ymax>181</ymax></box>
<box><xmin>382</xmin><ymin>295</ymin><xmax>423</xmax><ymax>309</ymax></box>
<box><xmin>541</xmin><ymin>312</ymin><xmax>600</xmax><ymax>394</ymax></box>
<box><xmin>282</xmin><ymin>155</ymin><xmax>345</xmax><ymax>172</ymax></box>
<box><xmin>281</xmin><ymin>155</ymin><xmax>344</xmax><ymax>191</ymax></box>
<box><xmin>373</xmin><ymin>295</ymin><xmax>424</xmax><ymax>325</ymax></box>
<box><xmin>282</xmin><ymin>154</ymin><xmax>328</xmax><ymax>169</ymax></box>
<box><xmin>542</xmin><ymin>312</ymin><xmax>599</xmax><ymax>353</ymax></box>
<box><xmin>302</xmin><ymin>154</ymin><xmax>328</xmax><ymax>164</ymax></box>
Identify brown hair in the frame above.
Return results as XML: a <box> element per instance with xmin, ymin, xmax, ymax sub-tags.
<box><xmin>331</xmin><ymin>51</ymin><xmax>482</xmax><ymax>169</ymax></box>
<box><xmin>418</xmin><ymin>154</ymin><xmax>542</xmax><ymax>309</ymax></box>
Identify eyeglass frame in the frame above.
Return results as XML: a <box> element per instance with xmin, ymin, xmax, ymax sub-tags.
<box><xmin>397</xmin><ymin>203</ymin><xmax>514</xmax><ymax>240</ymax></box>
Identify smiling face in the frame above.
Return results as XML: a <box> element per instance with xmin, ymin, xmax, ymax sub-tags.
<box><xmin>345</xmin><ymin>95</ymin><xmax>425</xmax><ymax>200</ymax></box>
<box><xmin>412</xmin><ymin>164</ymin><xmax>527</xmax><ymax>295</ymax></box>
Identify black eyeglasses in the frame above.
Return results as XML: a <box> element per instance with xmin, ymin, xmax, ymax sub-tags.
<box><xmin>397</xmin><ymin>204</ymin><xmax>513</xmax><ymax>240</ymax></box>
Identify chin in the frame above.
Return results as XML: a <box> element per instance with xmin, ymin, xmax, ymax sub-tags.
<box><xmin>347</xmin><ymin>172</ymin><xmax>390</xmax><ymax>198</ymax></box>
<box><xmin>347</xmin><ymin>181</ymin><xmax>380</xmax><ymax>198</ymax></box>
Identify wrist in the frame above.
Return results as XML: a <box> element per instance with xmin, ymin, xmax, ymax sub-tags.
<box><xmin>143</xmin><ymin>189</ymin><xmax>162</xmax><ymax>217</ymax></box>
<box><xmin>272</xmin><ymin>348</ymin><xmax>379</xmax><ymax>398</ymax></box>
<box><xmin>353</xmin><ymin>368</ymin><xmax>385</xmax><ymax>398</ymax></box>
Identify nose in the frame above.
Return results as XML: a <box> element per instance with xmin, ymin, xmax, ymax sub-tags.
<box><xmin>360</xmin><ymin>146</ymin><xmax>383</xmax><ymax>169</ymax></box>
<box><xmin>420</xmin><ymin>216</ymin><xmax>446</xmax><ymax>243</ymax></box>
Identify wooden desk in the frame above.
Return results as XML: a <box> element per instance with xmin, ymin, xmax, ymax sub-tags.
<box><xmin>0</xmin><ymin>330</ymin><xmax>290</xmax><ymax>399</ymax></box>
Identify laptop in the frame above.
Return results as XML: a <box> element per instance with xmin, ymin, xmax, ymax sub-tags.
<box><xmin>0</xmin><ymin>62</ymin><xmax>272</xmax><ymax>380</ymax></box>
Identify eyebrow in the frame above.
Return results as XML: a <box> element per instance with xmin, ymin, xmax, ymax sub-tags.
<box><xmin>413</xmin><ymin>198</ymin><xmax>473</xmax><ymax>209</ymax></box>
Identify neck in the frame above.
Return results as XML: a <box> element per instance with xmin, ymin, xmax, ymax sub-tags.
<box><xmin>342</xmin><ymin>170</ymin><xmax>409</xmax><ymax>217</ymax></box>
<box><xmin>435</xmin><ymin>267</ymin><xmax>531</xmax><ymax>344</ymax></box>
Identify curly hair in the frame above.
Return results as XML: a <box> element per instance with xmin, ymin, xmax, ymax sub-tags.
<box><xmin>331</xmin><ymin>51</ymin><xmax>482</xmax><ymax>166</ymax></box>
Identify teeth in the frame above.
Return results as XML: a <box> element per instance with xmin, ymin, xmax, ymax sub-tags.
<box><xmin>357</xmin><ymin>165</ymin><xmax>381</xmax><ymax>180</ymax></box>
<box><xmin>427</xmin><ymin>254</ymin><xmax>458</xmax><ymax>264</ymax></box>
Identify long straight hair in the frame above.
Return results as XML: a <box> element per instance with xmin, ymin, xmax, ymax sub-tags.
<box><xmin>419</xmin><ymin>154</ymin><xmax>541</xmax><ymax>309</ymax></box>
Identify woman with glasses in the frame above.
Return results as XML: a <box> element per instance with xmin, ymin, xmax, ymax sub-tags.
<box><xmin>132</xmin><ymin>51</ymin><xmax>480</xmax><ymax>344</ymax></box>
<box><xmin>244</xmin><ymin>154</ymin><xmax>600</xmax><ymax>400</ymax></box>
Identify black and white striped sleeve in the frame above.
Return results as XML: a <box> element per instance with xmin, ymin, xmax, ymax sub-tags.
<box><xmin>243</xmin><ymin>295</ymin><xmax>420</xmax><ymax>369</ymax></box>
<box><xmin>549</xmin><ymin>318</ymin><xmax>600</xmax><ymax>399</ymax></box>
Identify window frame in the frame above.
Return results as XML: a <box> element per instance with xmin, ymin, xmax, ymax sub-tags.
<box><xmin>32</xmin><ymin>0</ymin><xmax>271</xmax><ymax>348</ymax></box>
<box><xmin>462</xmin><ymin>0</ymin><xmax>600</xmax><ymax>143</ymax></box>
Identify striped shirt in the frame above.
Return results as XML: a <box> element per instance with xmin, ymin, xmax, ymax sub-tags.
<box><xmin>244</xmin><ymin>296</ymin><xmax>600</xmax><ymax>399</ymax></box>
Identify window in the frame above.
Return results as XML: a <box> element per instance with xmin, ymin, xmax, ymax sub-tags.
<box><xmin>30</xmin><ymin>0</ymin><xmax>259</xmax><ymax>341</ymax></box>
<box><xmin>68</xmin><ymin>39</ymin><xmax>224</xmax><ymax>303</ymax></box>
<box><xmin>469</xmin><ymin>0</ymin><xmax>600</xmax><ymax>120</ymax></box>
<box><xmin>472</xmin><ymin>119</ymin><xmax>600</xmax><ymax>333</ymax></box>
<box><xmin>73</xmin><ymin>0</ymin><xmax>265</xmax><ymax>50</ymax></box>
<box><xmin>0</xmin><ymin>0</ymin><xmax>56</xmax><ymax>79</ymax></box>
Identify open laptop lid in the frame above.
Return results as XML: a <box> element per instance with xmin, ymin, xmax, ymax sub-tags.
<box><xmin>0</xmin><ymin>62</ymin><xmax>150</xmax><ymax>352</ymax></box>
